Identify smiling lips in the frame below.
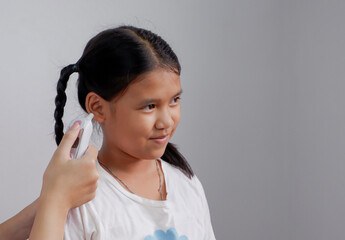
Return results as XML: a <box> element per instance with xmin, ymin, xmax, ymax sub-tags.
<box><xmin>150</xmin><ymin>135</ymin><xmax>168</xmax><ymax>139</ymax></box>
<box><xmin>150</xmin><ymin>135</ymin><xmax>169</xmax><ymax>144</ymax></box>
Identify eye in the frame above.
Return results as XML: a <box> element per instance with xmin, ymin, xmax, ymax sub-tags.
<box><xmin>171</xmin><ymin>96</ymin><xmax>181</xmax><ymax>104</ymax></box>
<box><xmin>143</xmin><ymin>104</ymin><xmax>156</xmax><ymax>111</ymax></box>
<box><xmin>142</xmin><ymin>97</ymin><xmax>181</xmax><ymax>111</ymax></box>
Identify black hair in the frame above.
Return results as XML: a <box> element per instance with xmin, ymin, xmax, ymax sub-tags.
<box><xmin>54</xmin><ymin>25</ymin><xmax>194</xmax><ymax>179</ymax></box>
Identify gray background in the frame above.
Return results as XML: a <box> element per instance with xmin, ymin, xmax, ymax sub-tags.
<box><xmin>1</xmin><ymin>0</ymin><xmax>345</xmax><ymax>239</ymax></box>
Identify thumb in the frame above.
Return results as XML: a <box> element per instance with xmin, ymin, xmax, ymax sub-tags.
<box><xmin>55</xmin><ymin>121</ymin><xmax>81</xmax><ymax>157</ymax></box>
<box><xmin>80</xmin><ymin>145</ymin><xmax>98</xmax><ymax>162</ymax></box>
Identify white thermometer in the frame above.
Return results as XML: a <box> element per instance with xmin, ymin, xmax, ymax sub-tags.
<box><xmin>69</xmin><ymin>113</ymin><xmax>94</xmax><ymax>159</ymax></box>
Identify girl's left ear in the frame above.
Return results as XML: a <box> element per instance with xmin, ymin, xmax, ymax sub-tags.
<box><xmin>85</xmin><ymin>92</ymin><xmax>107</xmax><ymax>123</ymax></box>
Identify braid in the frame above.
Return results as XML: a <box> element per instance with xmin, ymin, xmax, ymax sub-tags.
<box><xmin>54</xmin><ymin>64</ymin><xmax>78</xmax><ymax>146</ymax></box>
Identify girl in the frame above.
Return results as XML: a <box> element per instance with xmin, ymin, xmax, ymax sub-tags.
<box><xmin>55</xmin><ymin>25</ymin><xmax>216</xmax><ymax>239</ymax></box>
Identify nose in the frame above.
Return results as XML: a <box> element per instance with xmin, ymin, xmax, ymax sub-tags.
<box><xmin>155</xmin><ymin>107</ymin><xmax>174</xmax><ymax>130</ymax></box>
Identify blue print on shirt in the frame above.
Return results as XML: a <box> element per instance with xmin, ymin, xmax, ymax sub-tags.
<box><xmin>144</xmin><ymin>227</ymin><xmax>188</xmax><ymax>240</ymax></box>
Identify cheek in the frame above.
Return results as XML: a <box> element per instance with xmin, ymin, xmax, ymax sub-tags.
<box><xmin>170</xmin><ymin>107</ymin><xmax>181</xmax><ymax>138</ymax></box>
<box><xmin>105</xmin><ymin>108</ymin><xmax>143</xmax><ymax>143</ymax></box>
<box><xmin>109</xmin><ymin>106</ymin><xmax>180</xmax><ymax>145</ymax></box>
<box><xmin>173</xmin><ymin>109</ymin><xmax>181</xmax><ymax>127</ymax></box>
<box><xmin>119</xmin><ymin>111</ymin><xmax>154</xmax><ymax>140</ymax></box>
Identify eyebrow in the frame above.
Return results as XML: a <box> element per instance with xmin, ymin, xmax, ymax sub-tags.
<box><xmin>138</xmin><ymin>89</ymin><xmax>183</xmax><ymax>106</ymax></box>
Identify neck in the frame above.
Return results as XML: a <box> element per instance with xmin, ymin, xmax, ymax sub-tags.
<box><xmin>98</xmin><ymin>142</ymin><xmax>157</xmax><ymax>177</ymax></box>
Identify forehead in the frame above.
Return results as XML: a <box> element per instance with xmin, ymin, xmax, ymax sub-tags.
<box><xmin>122</xmin><ymin>68</ymin><xmax>181</xmax><ymax>100</ymax></box>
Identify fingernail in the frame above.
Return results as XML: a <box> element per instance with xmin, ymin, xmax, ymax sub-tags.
<box><xmin>72</xmin><ymin>120</ymin><xmax>81</xmax><ymax>129</ymax></box>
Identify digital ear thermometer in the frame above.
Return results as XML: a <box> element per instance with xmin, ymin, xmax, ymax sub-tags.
<box><xmin>69</xmin><ymin>113</ymin><xmax>94</xmax><ymax>159</ymax></box>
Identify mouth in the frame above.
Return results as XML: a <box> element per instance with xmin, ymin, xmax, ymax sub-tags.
<box><xmin>150</xmin><ymin>135</ymin><xmax>169</xmax><ymax>139</ymax></box>
<box><xmin>150</xmin><ymin>135</ymin><xmax>169</xmax><ymax>144</ymax></box>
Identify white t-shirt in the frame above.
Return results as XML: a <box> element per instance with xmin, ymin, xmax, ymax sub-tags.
<box><xmin>64</xmin><ymin>158</ymin><xmax>216</xmax><ymax>240</ymax></box>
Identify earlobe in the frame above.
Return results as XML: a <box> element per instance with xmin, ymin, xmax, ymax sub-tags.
<box><xmin>85</xmin><ymin>92</ymin><xmax>107</xmax><ymax>123</ymax></box>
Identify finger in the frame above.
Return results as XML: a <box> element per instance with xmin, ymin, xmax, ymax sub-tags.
<box><xmin>56</xmin><ymin>121</ymin><xmax>81</xmax><ymax>156</ymax></box>
<box><xmin>81</xmin><ymin>145</ymin><xmax>98</xmax><ymax>162</ymax></box>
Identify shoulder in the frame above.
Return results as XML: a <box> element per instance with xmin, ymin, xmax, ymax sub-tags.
<box><xmin>161</xmin><ymin>159</ymin><xmax>205</xmax><ymax>197</ymax></box>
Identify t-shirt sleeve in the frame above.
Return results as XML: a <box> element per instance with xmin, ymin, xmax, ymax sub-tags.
<box><xmin>194</xmin><ymin>175</ymin><xmax>217</xmax><ymax>240</ymax></box>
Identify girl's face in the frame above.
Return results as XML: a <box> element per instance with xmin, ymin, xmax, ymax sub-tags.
<box><xmin>101</xmin><ymin>68</ymin><xmax>182</xmax><ymax>160</ymax></box>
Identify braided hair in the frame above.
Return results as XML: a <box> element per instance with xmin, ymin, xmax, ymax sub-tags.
<box><xmin>54</xmin><ymin>25</ymin><xmax>194</xmax><ymax>179</ymax></box>
<box><xmin>54</xmin><ymin>64</ymin><xmax>78</xmax><ymax>145</ymax></box>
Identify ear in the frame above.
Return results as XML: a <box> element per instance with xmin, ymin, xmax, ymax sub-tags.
<box><xmin>85</xmin><ymin>92</ymin><xmax>108</xmax><ymax>123</ymax></box>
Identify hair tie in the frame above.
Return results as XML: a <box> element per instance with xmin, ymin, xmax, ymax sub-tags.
<box><xmin>72</xmin><ymin>64</ymin><xmax>79</xmax><ymax>72</ymax></box>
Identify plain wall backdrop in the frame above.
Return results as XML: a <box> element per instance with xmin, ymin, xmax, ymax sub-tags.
<box><xmin>1</xmin><ymin>0</ymin><xmax>345</xmax><ymax>239</ymax></box>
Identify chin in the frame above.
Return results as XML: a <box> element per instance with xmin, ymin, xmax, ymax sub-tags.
<box><xmin>149</xmin><ymin>148</ymin><xmax>167</xmax><ymax>159</ymax></box>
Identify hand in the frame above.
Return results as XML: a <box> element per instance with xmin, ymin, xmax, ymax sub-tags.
<box><xmin>39</xmin><ymin>121</ymin><xmax>99</xmax><ymax>210</ymax></box>
<box><xmin>1</xmin><ymin>121</ymin><xmax>99</xmax><ymax>240</ymax></box>
<box><xmin>29</xmin><ymin>121</ymin><xmax>99</xmax><ymax>240</ymax></box>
